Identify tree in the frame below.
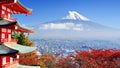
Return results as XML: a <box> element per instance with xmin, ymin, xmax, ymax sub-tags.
<box><xmin>56</xmin><ymin>48</ymin><xmax>120</xmax><ymax>68</ymax></box>
<box><xmin>39</xmin><ymin>54</ymin><xmax>56</xmax><ymax>68</ymax></box>
<box><xmin>17</xmin><ymin>33</ymin><xmax>34</xmax><ymax>46</ymax></box>
<box><xmin>12</xmin><ymin>32</ymin><xmax>20</xmax><ymax>39</ymax></box>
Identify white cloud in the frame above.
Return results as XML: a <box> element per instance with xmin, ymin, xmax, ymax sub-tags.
<box><xmin>73</xmin><ymin>27</ymin><xmax>83</xmax><ymax>31</ymax></box>
<box><xmin>39</xmin><ymin>23</ymin><xmax>84</xmax><ymax>31</ymax></box>
<box><xmin>40</xmin><ymin>23</ymin><xmax>70</xmax><ymax>30</ymax></box>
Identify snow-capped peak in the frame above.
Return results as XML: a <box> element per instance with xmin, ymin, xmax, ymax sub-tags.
<box><xmin>62</xmin><ymin>11</ymin><xmax>90</xmax><ymax>21</ymax></box>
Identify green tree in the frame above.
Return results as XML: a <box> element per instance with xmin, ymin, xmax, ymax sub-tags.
<box><xmin>17</xmin><ymin>33</ymin><xmax>34</xmax><ymax>46</ymax></box>
<box><xmin>12</xmin><ymin>32</ymin><xmax>20</xmax><ymax>39</ymax></box>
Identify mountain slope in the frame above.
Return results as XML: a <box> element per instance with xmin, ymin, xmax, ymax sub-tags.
<box><xmin>62</xmin><ymin>11</ymin><xmax>90</xmax><ymax>21</ymax></box>
<box><xmin>33</xmin><ymin>11</ymin><xmax>120</xmax><ymax>39</ymax></box>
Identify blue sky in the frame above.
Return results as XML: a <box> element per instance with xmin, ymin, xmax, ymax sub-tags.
<box><xmin>13</xmin><ymin>0</ymin><xmax>120</xmax><ymax>29</ymax></box>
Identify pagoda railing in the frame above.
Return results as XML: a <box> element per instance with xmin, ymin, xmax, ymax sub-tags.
<box><xmin>1</xmin><ymin>39</ymin><xmax>18</xmax><ymax>43</ymax></box>
<box><xmin>10</xmin><ymin>39</ymin><xmax>18</xmax><ymax>42</ymax></box>
<box><xmin>4</xmin><ymin>17</ymin><xmax>16</xmax><ymax>22</ymax></box>
<box><xmin>2</xmin><ymin>15</ymin><xmax>16</xmax><ymax>22</ymax></box>
<box><xmin>2</xmin><ymin>59</ymin><xmax>19</xmax><ymax>68</ymax></box>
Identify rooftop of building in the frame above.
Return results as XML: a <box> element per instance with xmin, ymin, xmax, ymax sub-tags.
<box><xmin>0</xmin><ymin>44</ymin><xmax>18</xmax><ymax>56</ymax></box>
<box><xmin>0</xmin><ymin>19</ymin><xmax>34</xmax><ymax>33</ymax></box>
<box><xmin>4</xmin><ymin>43</ymin><xmax>36</xmax><ymax>53</ymax></box>
<box><xmin>1</xmin><ymin>0</ymin><xmax>32</xmax><ymax>15</ymax></box>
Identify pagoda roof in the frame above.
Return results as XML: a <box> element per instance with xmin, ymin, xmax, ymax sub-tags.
<box><xmin>11</xmin><ymin>64</ymin><xmax>40</xmax><ymax>68</ymax></box>
<box><xmin>2</xmin><ymin>0</ymin><xmax>32</xmax><ymax>15</ymax></box>
<box><xmin>4</xmin><ymin>43</ymin><xmax>36</xmax><ymax>53</ymax></box>
<box><xmin>0</xmin><ymin>19</ymin><xmax>34</xmax><ymax>33</ymax></box>
<box><xmin>0</xmin><ymin>44</ymin><xmax>18</xmax><ymax>56</ymax></box>
<box><xmin>16</xmin><ymin>22</ymin><xmax>34</xmax><ymax>33</ymax></box>
<box><xmin>0</xmin><ymin>19</ymin><xmax>16</xmax><ymax>26</ymax></box>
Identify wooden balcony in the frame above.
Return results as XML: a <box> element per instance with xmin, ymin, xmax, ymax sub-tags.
<box><xmin>2</xmin><ymin>15</ymin><xmax>16</xmax><ymax>22</ymax></box>
<box><xmin>1</xmin><ymin>39</ymin><xmax>18</xmax><ymax>43</ymax></box>
<box><xmin>2</xmin><ymin>59</ymin><xmax>19</xmax><ymax>68</ymax></box>
<box><xmin>4</xmin><ymin>17</ymin><xmax>16</xmax><ymax>22</ymax></box>
<box><xmin>9</xmin><ymin>39</ymin><xmax>18</xmax><ymax>43</ymax></box>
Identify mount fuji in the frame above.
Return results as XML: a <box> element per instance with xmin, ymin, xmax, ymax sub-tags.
<box><xmin>33</xmin><ymin>11</ymin><xmax>120</xmax><ymax>39</ymax></box>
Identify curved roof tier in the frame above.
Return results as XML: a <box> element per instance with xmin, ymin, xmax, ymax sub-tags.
<box><xmin>16</xmin><ymin>22</ymin><xmax>34</xmax><ymax>33</ymax></box>
<box><xmin>4</xmin><ymin>43</ymin><xmax>36</xmax><ymax>54</ymax></box>
<box><xmin>0</xmin><ymin>19</ymin><xmax>16</xmax><ymax>26</ymax></box>
<box><xmin>11</xmin><ymin>64</ymin><xmax>40</xmax><ymax>68</ymax></box>
<box><xmin>0</xmin><ymin>19</ymin><xmax>34</xmax><ymax>33</ymax></box>
<box><xmin>0</xmin><ymin>44</ymin><xmax>18</xmax><ymax>56</ymax></box>
<box><xmin>1</xmin><ymin>0</ymin><xmax>32</xmax><ymax>15</ymax></box>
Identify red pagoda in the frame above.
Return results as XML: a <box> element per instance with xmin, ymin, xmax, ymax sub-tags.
<box><xmin>0</xmin><ymin>0</ymin><xmax>35</xmax><ymax>68</ymax></box>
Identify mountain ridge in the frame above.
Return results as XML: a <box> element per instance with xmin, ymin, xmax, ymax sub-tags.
<box><xmin>62</xmin><ymin>11</ymin><xmax>90</xmax><ymax>21</ymax></box>
<box><xmin>33</xmin><ymin>11</ymin><xmax>120</xmax><ymax>39</ymax></box>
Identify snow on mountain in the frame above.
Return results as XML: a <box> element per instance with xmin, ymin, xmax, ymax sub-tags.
<box><xmin>33</xmin><ymin>11</ymin><xmax>120</xmax><ymax>39</ymax></box>
<box><xmin>32</xmin><ymin>11</ymin><xmax>120</xmax><ymax>53</ymax></box>
<box><xmin>38</xmin><ymin>11</ymin><xmax>94</xmax><ymax>31</ymax></box>
<box><xmin>62</xmin><ymin>11</ymin><xmax>90</xmax><ymax>21</ymax></box>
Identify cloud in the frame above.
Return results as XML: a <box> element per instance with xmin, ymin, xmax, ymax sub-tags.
<box><xmin>39</xmin><ymin>23</ymin><xmax>84</xmax><ymax>31</ymax></box>
<box><xmin>73</xmin><ymin>27</ymin><xmax>83</xmax><ymax>31</ymax></box>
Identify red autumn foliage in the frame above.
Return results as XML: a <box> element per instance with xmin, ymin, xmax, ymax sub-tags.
<box><xmin>19</xmin><ymin>50</ymin><xmax>40</xmax><ymax>66</ymax></box>
<box><xmin>18</xmin><ymin>48</ymin><xmax>120</xmax><ymax>68</ymax></box>
<box><xmin>56</xmin><ymin>48</ymin><xmax>120</xmax><ymax>68</ymax></box>
<box><xmin>40</xmin><ymin>54</ymin><xmax>56</xmax><ymax>68</ymax></box>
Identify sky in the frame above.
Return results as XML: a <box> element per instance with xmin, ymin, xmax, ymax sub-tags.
<box><xmin>13</xmin><ymin>0</ymin><xmax>120</xmax><ymax>29</ymax></box>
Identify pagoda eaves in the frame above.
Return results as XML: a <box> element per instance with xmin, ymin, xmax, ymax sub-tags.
<box><xmin>1</xmin><ymin>0</ymin><xmax>32</xmax><ymax>15</ymax></box>
<box><xmin>0</xmin><ymin>0</ymin><xmax>35</xmax><ymax>68</ymax></box>
<box><xmin>0</xmin><ymin>19</ymin><xmax>34</xmax><ymax>33</ymax></box>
